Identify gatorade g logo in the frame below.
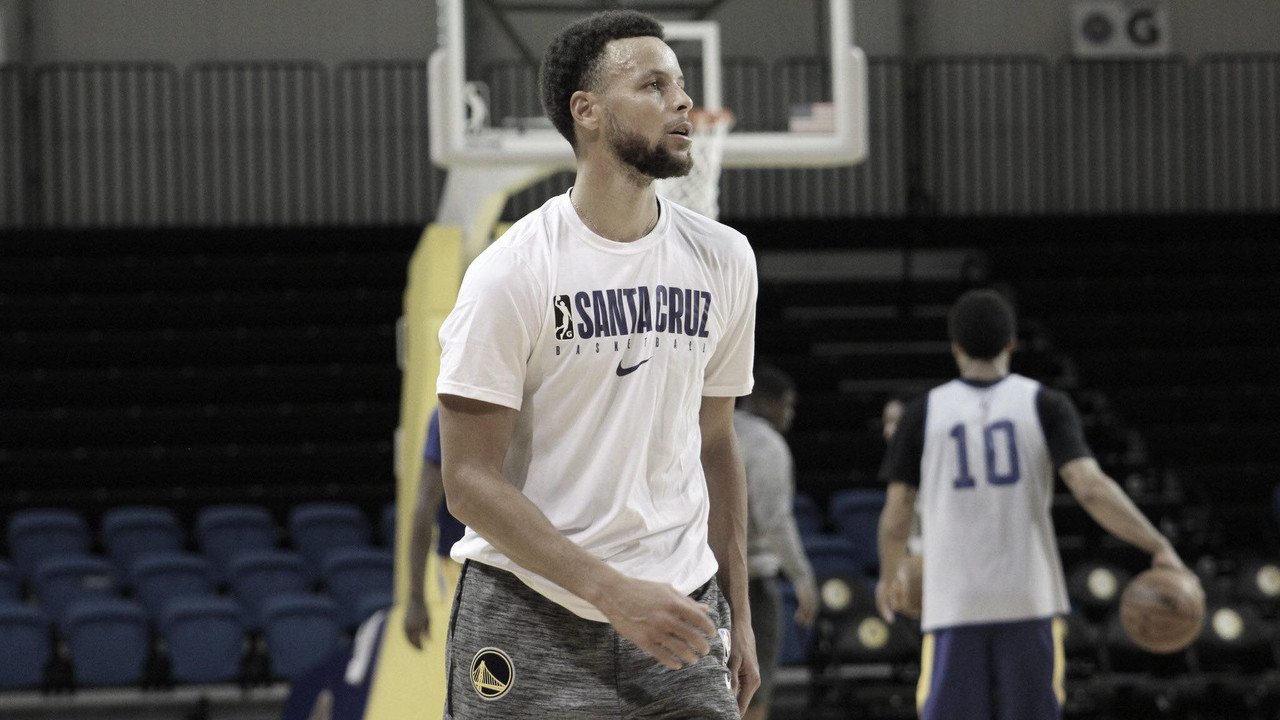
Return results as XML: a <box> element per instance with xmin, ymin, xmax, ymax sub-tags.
<box><xmin>1127</xmin><ymin>9</ymin><xmax>1160</xmax><ymax>46</ymax></box>
<box><xmin>470</xmin><ymin>647</ymin><xmax>514</xmax><ymax>700</ymax></box>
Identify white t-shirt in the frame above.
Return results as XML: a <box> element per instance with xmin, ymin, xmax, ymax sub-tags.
<box><xmin>437</xmin><ymin>190</ymin><xmax>757</xmax><ymax>621</ymax></box>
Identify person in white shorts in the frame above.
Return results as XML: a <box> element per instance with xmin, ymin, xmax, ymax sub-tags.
<box><xmin>435</xmin><ymin>9</ymin><xmax>760</xmax><ymax>719</ymax></box>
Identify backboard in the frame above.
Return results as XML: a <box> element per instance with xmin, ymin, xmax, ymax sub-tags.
<box><xmin>429</xmin><ymin>0</ymin><xmax>867</xmax><ymax>169</ymax></box>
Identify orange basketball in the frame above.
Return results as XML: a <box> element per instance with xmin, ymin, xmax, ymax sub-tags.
<box><xmin>1119</xmin><ymin>567</ymin><xmax>1205</xmax><ymax>653</ymax></box>
<box><xmin>892</xmin><ymin>555</ymin><xmax>923</xmax><ymax>619</ymax></box>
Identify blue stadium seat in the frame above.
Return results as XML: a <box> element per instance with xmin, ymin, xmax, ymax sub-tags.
<box><xmin>1232</xmin><ymin>558</ymin><xmax>1280</xmax><ymax>612</ymax></box>
<box><xmin>101</xmin><ymin>506</ymin><xmax>184</xmax><ymax>577</ymax></box>
<box><xmin>158</xmin><ymin>595</ymin><xmax>245</xmax><ymax>683</ymax></box>
<box><xmin>827</xmin><ymin>489</ymin><xmax>886</xmax><ymax>577</ymax></box>
<box><xmin>260</xmin><ymin>594</ymin><xmax>343</xmax><ymax>680</ymax></box>
<box><xmin>380</xmin><ymin>503</ymin><xmax>396</xmax><ymax>548</ymax></box>
<box><xmin>0</xmin><ymin>559</ymin><xmax>19</xmax><ymax>601</ymax></box>
<box><xmin>803</xmin><ymin>535</ymin><xmax>861</xmax><ymax>580</ymax></box>
<box><xmin>228</xmin><ymin>549</ymin><xmax>308</xmax><ymax>628</ymax></box>
<box><xmin>778</xmin><ymin>581</ymin><xmax>814</xmax><ymax>666</ymax></box>
<box><xmin>1062</xmin><ymin>611</ymin><xmax>1102</xmax><ymax>679</ymax></box>
<box><xmin>61</xmin><ymin>597</ymin><xmax>149</xmax><ymax>687</ymax></box>
<box><xmin>1195</xmin><ymin>603</ymin><xmax>1275</xmax><ymax>673</ymax></box>
<box><xmin>1066</xmin><ymin>560</ymin><xmax>1131</xmax><ymax>622</ymax></box>
<box><xmin>129</xmin><ymin>551</ymin><xmax>215</xmax><ymax>619</ymax></box>
<box><xmin>355</xmin><ymin>591</ymin><xmax>393</xmax><ymax>628</ymax></box>
<box><xmin>0</xmin><ymin>601</ymin><xmax>51</xmax><ymax>690</ymax></box>
<box><xmin>322</xmin><ymin>547</ymin><xmax>393</xmax><ymax>628</ymax></box>
<box><xmin>831</xmin><ymin>610</ymin><xmax>920</xmax><ymax>665</ymax></box>
<box><xmin>1273</xmin><ymin>484</ymin><xmax>1280</xmax><ymax>543</ymax></box>
<box><xmin>288</xmin><ymin>502</ymin><xmax>372</xmax><ymax>580</ymax></box>
<box><xmin>32</xmin><ymin>554</ymin><xmax>118</xmax><ymax>623</ymax></box>
<box><xmin>804</xmin><ymin>535</ymin><xmax>875</xmax><ymax>621</ymax></box>
<box><xmin>195</xmin><ymin>504</ymin><xmax>280</xmax><ymax>582</ymax></box>
<box><xmin>7</xmin><ymin>509</ymin><xmax>91</xmax><ymax>579</ymax></box>
<box><xmin>793</xmin><ymin>493</ymin><xmax>823</xmax><ymax>538</ymax></box>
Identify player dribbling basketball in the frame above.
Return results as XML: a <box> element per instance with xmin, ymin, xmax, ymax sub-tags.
<box><xmin>876</xmin><ymin>289</ymin><xmax>1187</xmax><ymax>720</ymax></box>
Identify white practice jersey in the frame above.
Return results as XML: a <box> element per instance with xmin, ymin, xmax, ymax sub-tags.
<box><xmin>437</xmin><ymin>190</ymin><xmax>757</xmax><ymax>621</ymax></box>
<box><xmin>882</xmin><ymin>374</ymin><xmax>1091</xmax><ymax>632</ymax></box>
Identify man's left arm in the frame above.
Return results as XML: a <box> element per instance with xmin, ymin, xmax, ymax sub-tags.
<box><xmin>701</xmin><ymin>395</ymin><xmax>759</xmax><ymax>716</ymax></box>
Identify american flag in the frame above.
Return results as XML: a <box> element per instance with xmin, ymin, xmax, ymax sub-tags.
<box><xmin>788</xmin><ymin>102</ymin><xmax>836</xmax><ymax>133</ymax></box>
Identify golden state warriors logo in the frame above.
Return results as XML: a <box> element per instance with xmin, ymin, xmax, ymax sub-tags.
<box><xmin>470</xmin><ymin>647</ymin><xmax>514</xmax><ymax>700</ymax></box>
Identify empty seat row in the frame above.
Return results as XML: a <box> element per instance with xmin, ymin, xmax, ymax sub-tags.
<box><xmin>0</xmin><ymin>401</ymin><xmax>399</xmax><ymax>448</ymax></box>
<box><xmin>5</xmin><ymin>502</ymin><xmax>397</xmax><ymax>586</ymax></box>
<box><xmin>0</xmin><ymin>288</ymin><xmax>402</xmax><ymax>333</ymax></box>
<box><xmin>0</xmin><ymin>363</ymin><xmax>399</xmax><ymax>408</ymax></box>
<box><xmin>0</xmin><ymin>251</ymin><xmax>410</xmax><ymax>294</ymax></box>
<box><xmin>1</xmin><ymin>324</ymin><xmax>393</xmax><ymax>369</ymax></box>
<box><xmin>794</xmin><ymin>489</ymin><xmax>886</xmax><ymax>579</ymax></box>
<box><xmin>0</xmin><ymin>591</ymin><xmax>358</xmax><ymax>690</ymax></box>
<box><xmin>777</xmin><ymin>576</ymin><xmax>1280</xmax><ymax>681</ymax></box>
<box><xmin>7</xmin><ymin>545</ymin><xmax>391</xmax><ymax>633</ymax></box>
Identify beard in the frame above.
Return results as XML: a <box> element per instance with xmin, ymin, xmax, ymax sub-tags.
<box><xmin>605</xmin><ymin>114</ymin><xmax>694</xmax><ymax>180</ymax></box>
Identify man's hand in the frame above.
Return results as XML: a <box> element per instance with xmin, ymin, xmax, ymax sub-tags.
<box><xmin>729</xmin><ymin>624</ymin><xmax>760</xmax><ymax>716</ymax></box>
<box><xmin>1151</xmin><ymin>542</ymin><xmax>1188</xmax><ymax>573</ymax></box>
<box><xmin>403</xmin><ymin>597</ymin><xmax>429</xmax><ymax>650</ymax></box>
<box><xmin>875</xmin><ymin>578</ymin><xmax>896</xmax><ymax>624</ymax></box>
<box><xmin>596</xmin><ymin>577</ymin><xmax>717</xmax><ymax>670</ymax></box>
<box><xmin>793</xmin><ymin>579</ymin><xmax>819</xmax><ymax>627</ymax></box>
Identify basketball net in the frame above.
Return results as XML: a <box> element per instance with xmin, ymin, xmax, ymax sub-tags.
<box><xmin>655</xmin><ymin>108</ymin><xmax>734</xmax><ymax>221</ymax></box>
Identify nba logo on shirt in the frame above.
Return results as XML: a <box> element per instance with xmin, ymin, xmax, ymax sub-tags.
<box><xmin>553</xmin><ymin>295</ymin><xmax>575</xmax><ymax>340</ymax></box>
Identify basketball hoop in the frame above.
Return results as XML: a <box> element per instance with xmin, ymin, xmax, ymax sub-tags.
<box><xmin>655</xmin><ymin>107</ymin><xmax>735</xmax><ymax>220</ymax></box>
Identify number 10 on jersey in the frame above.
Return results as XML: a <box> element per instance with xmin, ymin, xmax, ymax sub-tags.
<box><xmin>949</xmin><ymin>420</ymin><xmax>1020</xmax><ymax>489</ymax></box>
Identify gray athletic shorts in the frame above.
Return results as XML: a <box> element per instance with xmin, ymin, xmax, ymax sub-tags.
<box><xmin>444</xmin><ymin>561</ymin><xmax>739</xmax><ymax>719</ymax></box>
<box><xmin>748</xmin><ymin>576</ymin><xmax>782</xmax><ymax>709</ymax></box>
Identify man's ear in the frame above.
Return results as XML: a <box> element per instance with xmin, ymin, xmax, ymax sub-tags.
<box><xmin>570</xmin><ymin>90</ymin><xmax>599</xmax><ymax>133</ymax></box>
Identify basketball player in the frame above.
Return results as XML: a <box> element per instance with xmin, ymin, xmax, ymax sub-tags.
<box><xmin>403</xmin><ymin>406</ymin><xmax>465</xmax><ymax>648</ymax></box>
<box><xmin>880</xmin><ymin>396</ymin><xmax>906</xmax><ymax>444</ymax></box>
<box><xmin>877</xmin><ymin>394</ymin><xmax>925</xmax><ymax>557</ymax></box>
<box><xmin>734</xmin><ymin>365</ymin><xmax>818</xmax><ymax>720</ymax></box>
<box><xmin>875</xmin><ymin>289</ymin><xmax>1187</xmax><ymax>720</ymax></box>
<box><xmin>436</xmin><ymin>10</ymin><xmax>759</xmax><ymax>719</ymax></box>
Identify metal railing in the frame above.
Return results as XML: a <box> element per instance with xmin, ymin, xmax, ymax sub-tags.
<box><xmin>1201</xmin><ymin>55</ymin><xmax>1280</xmax><ymax>212</ymax></box>
<box><xmin>0</xmin><ymin>66</ymin><xmax>25</xmax><ymax>228</ymax></box>
<box><xmin>36</xmin><ymin>64</ymin><xmax>182</xmax><ymax>226</ymax></box>
<box><xmin>1</xmin><ymin>54</ymin><xmax>1278</xmax><ymax>226</ymax></box>
<box><xmin>334</xmin><ymin>62</ymin><xmax>444</xmax><ymax>225</ymax></box>
<box><xmin>921</xmin><ymin>58</ymin><xmax>1052</xmax><ymax>215</ymax></box>
<box><xmin>185</xmin><ymin>62</ymin><xmax>331</xmax><ymax>226</ymax></box>
<box><xmin>1061</xmin><ymin>59</ymin><xmax>1191</xmax><ymax>213</ymax></box>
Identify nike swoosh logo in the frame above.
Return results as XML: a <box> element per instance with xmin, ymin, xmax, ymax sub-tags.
<box><xmin>616</xmin><ymin>357</ymin><xmax>653</xmax><ymax>376</ymax></box>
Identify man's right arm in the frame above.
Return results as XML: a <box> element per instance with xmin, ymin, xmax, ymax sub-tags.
<box><xmin>1059</xmin><ymin>458</ymin><xmax>1185</xmax><ymax>571</ymax></box>
<box><xmin>1041</xmin><ymin>387</ymin><xmax>1186</xmax><ymax>572</ymax></box>
<box><xmin>439</xmin><ymin>393</ymin><xmax>716</xmax><ymax>670</ymax></box>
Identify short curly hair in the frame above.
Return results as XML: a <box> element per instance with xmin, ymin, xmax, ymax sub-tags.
<box><xmin>539</xmin><ymin>10</ymin><xmax>665</xmax><ymax>148</ymax></box>
<box><xmin>948</xmin><ymin>289</ymin><xmax>1017</xmax><ymax>360</ymax></box>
